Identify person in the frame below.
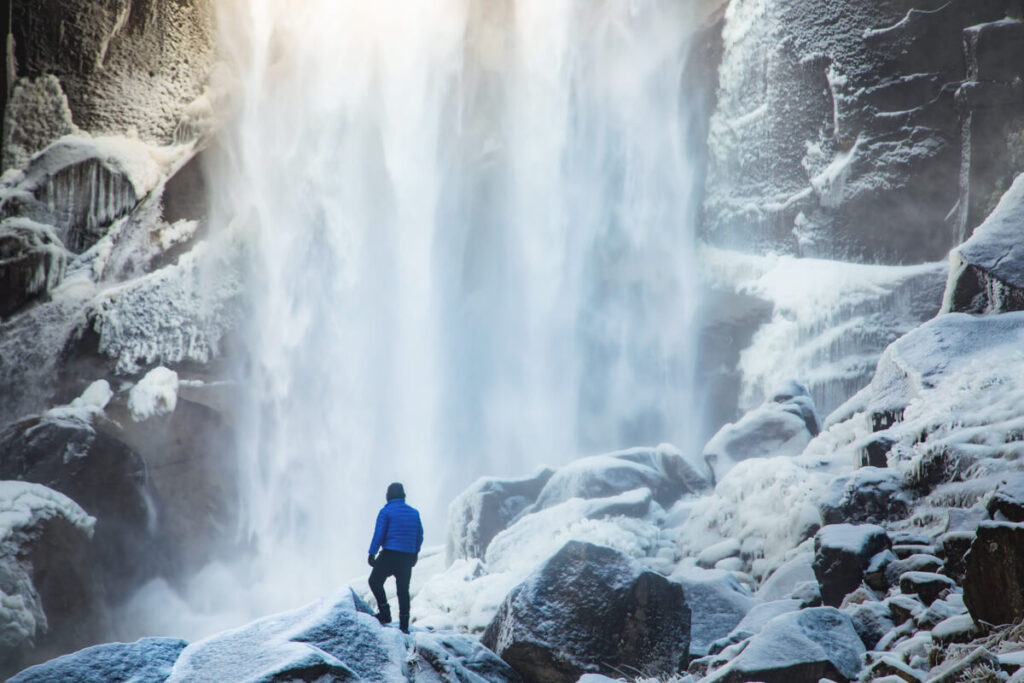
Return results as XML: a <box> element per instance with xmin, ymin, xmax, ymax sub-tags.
<box><xmin>367</xmin><ymin>482</ymin><xmax>423</xmax><ymax>634</ymax></box>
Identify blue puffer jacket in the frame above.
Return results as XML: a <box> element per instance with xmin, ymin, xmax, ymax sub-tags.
<box><xmin>368</xmin><ymin>498</ymin><xmax>424</xmax><ymax>555</ymax></box>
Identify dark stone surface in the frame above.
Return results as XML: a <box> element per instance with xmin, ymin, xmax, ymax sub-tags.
<box><xmin>884</xmin><ymin>553</ymin><xmax>943</xmax><ymax>586</ymax></box>
<box><xmin>938</xmin><ymin>530</ymin><xmax>976</xmax><ymax>584</ymax></box>
<box><xmin>0</xmin><ymin>222</ymin><xmax>65</xmax><ymax>318</ymax></box>
<box><xmin>986</xmin><ymin>473</ymin><xmax>1024</xmax><ymax>522</ymax></box>
<box><xmin>963</xmin><ymin>521</ymin><xmax>1024</xmax><ymax>625</ymax></box>
<box><xmin>898</xmin><ymin>571</ymin><xmax>956</xmax><ymax>606</ymax></box>
<box><xmin>813</xmin><ymin>524</ymin><xmax>892</xmax><ymax>607</ymax></box>
<box><xmin>848</xmin><ymin>601</ymin><xmax>896</xmax><ymax>650</ymax></box>
<box><xmin>819</xmin><ymin>468</ymin><xmax>910</xmax><ymax>526</ymax></box>
<box><xmin>482</xmin><ymin>541</ymin><xmax>690</xmax><ymax>682</ymax></box>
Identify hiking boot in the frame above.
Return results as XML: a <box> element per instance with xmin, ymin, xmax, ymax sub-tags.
<box><xmin>400</xmin><ymin>612</ymin><xmax>409</xmax><ymax>634</ymax></box>
<box><xmin>376</xmin><ymin>605</ymin><xmax>392</xmax><ymax>625</ymax></box>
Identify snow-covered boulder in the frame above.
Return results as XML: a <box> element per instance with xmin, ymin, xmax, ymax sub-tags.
<box><xmin>944</xmin><ymin>173</ymin><xmax>1024</xmax><ymax>314</ymax></box>
<box><xmin>0</xmin><ymin>482</ymin><xmax>99</xmax><ymax>678</ymax></box>
<box><xmin>531</xmin><ymin>444</ymin><xmax>709</xmax><ymax>512</ymax></box>
<box><xmin>481</xmin><ymin>541</ymin><xmax>690</xmax><ymax>682</ymax></box>
<box><xmin>846</xmin><ymin>601</ymin><xmax>895</xmax><ymax>650</ymax></box>
<box><xmin>702</xmin><ymin>382</ymin><xmax>820</xmax><ymax>482</ymax></box>
<box><xmin>755</xmin><ymin>552</ymin><xmax>816</xmax><ymax>602</ymax></box>
<box><xmin>963</xmin><ymin>521</ymin><xmax>1024</xmax><ymax>625</ymax></box>
<box><xmin>670</xmin><ymin>567</ymin><xmax>757</xmax><ymax>658</ymax></box>
<box><xmin>898</xmin><ymin>571</ymin><xmax>955</xmax><ymax>606</ymax></box>
<box><xmin>9</xmin><ymin>637</ymin><xmax>186</xmax><ymax>683</ymax></box>
<box><xmin>819</xmin><ymin>467</ymin><xmax>910</xmax><ymax>525</ymax></box>
<box><xmin>702</xmin><ymin>607</ymin><xmax>865</xmax><ymax>683</ymax></box>
<box><xmin>813</xmin><ymin>524</ymin><xmax>891</xmax><ymax>607</ymax></box>
<box><xmin>165</xmin><ymin>589</ymin><xmax>516</xmax><ymax>682</ymax></box>
<box><xmin>445</xmin><ymin>467</ymin><xmax>554</xmax><ymax>565</ymax></box>
<box><xmin>986</xmin><ymin>473</ymin><xmax>1024</xmax><ymax>522</ymax></box>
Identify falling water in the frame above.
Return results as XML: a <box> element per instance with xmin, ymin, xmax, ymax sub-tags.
<box><xmin>204</xmin><ymin>0</ymin><xmax>703</xmax><ymax>623</ymax></box>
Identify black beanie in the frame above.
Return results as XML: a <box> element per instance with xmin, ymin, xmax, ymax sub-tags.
<box><xmin>386</xmin><ymin>482</ymin><xmax>406</xmax><ymax>501</ymax></box>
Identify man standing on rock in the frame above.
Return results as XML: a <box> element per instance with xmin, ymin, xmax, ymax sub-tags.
<box><xmin>368</xmin><ymin>482</ymin><xmax>424</xmax><ymax>634</ymax></box>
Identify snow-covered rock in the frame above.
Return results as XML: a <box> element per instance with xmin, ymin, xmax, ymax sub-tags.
<box><xmin>702</xmin><ymin>381</ymin><xmax>819</xmax><ymax>482</ymax></box>
<box><xmin>0</xmin><ymin>482</ymin><xmax>99</xmax><ymax>677</ymax></box>
<box><xmin>898</xmin><ymin>571</ymin><xmax>955</xmax><ymax>606</ymax></box>
<box><xmin>445</xmin><ymin>467</ymin><xmax>553</xmax><ymax>565</ymax></box>
<box><xmin>482</xmin><ymin>541</ymin><xmax>690</xmax><ymax>682</ymax></box>
<box><xmin>670</xmin><ymin>567</ymin><xmax>757</xmax><ymax>658</ymax></box>
<box><xmin>531</xmin><ymin>444</ymin><xmax>709</xmax><ymax>512</ymax></box>
<box><xmin>944</xmin><ymin>173</ymin><xmax>1024</xmax><ymax>314</ymax></box>
<box><xmin>819</xmin><ymin>467</ymin><xmax>910</xmax><ymax>525</ymax></box>
<box><xmin>128</xmin><ymin>366</ymin><xmax>179</xmax><ymax>421</ymax></box>
<box><xmin>813</xmin><ymin>523</ymin><xmax>891</xmax><ymax>607</ymax></box>
<box><xmin>755</xmin><ymin>551</ymin><xmax>816</xmax><ymax>602</ymax></box>
<box><xmin>0</xmin><ymin>218</ymin><xmax>68</xmax><ymax>318</ymax></box>
<box><xmin>963</xmin><ymin>521</ymin><xmax>1024</xmax><ymax>625</ymax></box>
<box><xmin>9</xmin><ymin>637</ymin><xmax>186</xmax><ymax>683</ymax></box>
<box><xmin>702</xmin><ymin>607</ymin><xmax>865</xmax><ymax>683</ymax></box>
<box><xmin>986</xmin><ymin>473</ymin><xmax>1024</xmax><ymax>522</ymax></box>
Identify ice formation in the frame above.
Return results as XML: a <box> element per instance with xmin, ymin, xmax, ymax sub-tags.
<box><xmin>128</xmin><ymin>367</ymin><xmax>180</xmax><ymax>421</ymax></box>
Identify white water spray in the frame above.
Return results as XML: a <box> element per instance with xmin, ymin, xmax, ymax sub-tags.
<box><xmin>199</xmin><ymin>0</ymin><xmax>703</xmax><ymax>627</ymax></box>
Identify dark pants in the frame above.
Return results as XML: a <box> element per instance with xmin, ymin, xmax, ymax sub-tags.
<box><xmin>369</xmin><ymin>549</ymin><xmax>415</xmax><ymax>629</ymax></box>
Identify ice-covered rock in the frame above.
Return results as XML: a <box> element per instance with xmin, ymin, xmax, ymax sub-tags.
<box><xmin>482</xmin><ymin>541</ymin><xmax>690</xmax><ymax>682</ymax></box>
<box><xmin>445</xmin><ymin>467</ymin><xmax>553</xmax><ymax>565</ymax></box>
<box><xmin>703</xmin><ymin>607</ymin><xmax>865</xmax><ymax>683</ymax></box>
<box><xmin>0</xmin><ymin>481</ymin><xmax>100</xmax><ymax>677</ymax></box>
<box><xmin>813</xmin><ymin>523</ymin><xmax>891</xmax><ymax>607</ymax></box>
<box><xmin>531</xmin><ymin>444</ymin><xmax>709</xmax><ymax>512</ymax></box>
<box><xmin>9</xmin><ymin>637</ymin><xmax>187</xmax><ymax>683</ymax></box>
<box><xmin>128</xmin><ymin>366</ymin><xmax>179</xmax><ymax>421</ymax></box>
<box><xmin>670</xmin><ymin>567</ymin><xmax>757</xmax><ymax>658</ymax></box>
<box><xmin>1</xmin><ymin>75</ymin><xmax>77</xmax><ymax>171</ymax></box>
<box><xmin>165</xmin><ymin>589</ymin><xmax>516</xmax><ymax>682</ymax></box>
<box><xmin>0</xmin><ymin>218</ymin><xmax>68</xmax><ymax>318</ymax></box>
<box><xmin>819</xmin><ymin>466</ymin><xmax>910</xmax><ymax>525</ymax></box>
<box><xmin>944</xmin><ymin>173</ymin><xmax>1024</xmax><ymax>314</ymax></box>
<box><xmin>986</xmin><ymin>473</ymin><xmax>1024</xmax><ymax>522</ymax></box>
<box><xmin>702</xmin><ymin>382</ymin><xmax>819</xmax><ymax>482</ymax></box>
<box><xmin>963</xmin><ymin>521</ymin><xmax>1024</xmax><ymax>625</ymax></box>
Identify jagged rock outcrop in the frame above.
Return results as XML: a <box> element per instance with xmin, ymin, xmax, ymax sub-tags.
<box><xmin>482</xmin><ymin>541</ymin><xmax>690</xmax><ymax>683</ymax></box>
<box><xmin>963</xmin><ymin>521</ymin><xmax>1024</xmax><ymax>625</ymax></box>
<box><xmin>704</xmin><ymin>0</ymin><xmax>1018</xmax><ymax>263</ymax></box>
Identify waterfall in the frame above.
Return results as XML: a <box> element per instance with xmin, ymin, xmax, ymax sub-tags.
<box><xmin>202</xmin><ymin>0</ymin><xmax>703</xmax><ymax>624</ymax></box>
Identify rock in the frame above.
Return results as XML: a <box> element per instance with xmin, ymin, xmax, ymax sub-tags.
<box><xmin>482</xmin><ymin>541</ymin><xmax>690</xmax><ymax>682</ymax></box>
<box><xmin>884</xmin><ymin>554</ymin><xmax>943</xmax><ymax>586</ymax></box>
<box><xmin>7</xmin><ymin>0</ymin><xmax>215</xmax><ymax>147</ymax></box>
<box><xmin>0</xmin><ymin>219</ymin><xmax>67</xmax><ymax>318</ymax></box>
<box><xmin>847</xmin><ymin>601</ymin><xmax>895</xmax><ymax>650</ymax></box>
<box><xmin>915</xmin><ymin>598</ymin><xmax>964</xmax><ymax>630</ymax></box>
<box><xmin>702</xmin><ymin>385</ymin><xmax>820</xmax><ymax>482</ymax></box>
<box><xmin>899</xmin><ymin>572</ymin><xmax>956</xmax><ymax>606</ymax></box>
<box><xmin>0</xmin><ymin>482</ymin><xmax>103</xmax><ymax>678</ymax></box>
<box><xmin>864</xmin><ymin>549</ymin><xmax>897</xmax><ymax>591</ymax></box>
<box><xmin>670</xmin><ymin>567</ymin><xmax>757</xmax><ymax>658</ymax></box>
<box><xmin>791</xmin><ymin>581</ymin><xmax>822</xmax><ymax>608</ymax></box>
<box><xmin>944</xmin><ymin>173</ymin><xmax>1024</xmax><ymax>314</ymax></box>
<box><xmin>931</xmin><ymin>614</ymin><xmax>979</xmax><ymax>645</ymax></box>
<box><xmin>987</xmin><ymin>474</ymin><xmax>1024</xmax><ymax>522</ymax></box>
<box><xmin>707</xmin><ymin>599</ymin><xmax>801</xmax><ymax>655</ymax></box>
<box><xmin>819</xmin><ymin>467</ymin><xmax>910</xmax><ymax>525</ymax></box>
<box><xmin>885</xmin><ymin>595</ymin><xmax>925</xmax><ymax>626</ymax></box>
<box><xmin>863</xmin><ymin>655</ymin><xmax>924</xmax><ymax>683</ymax></box>
<box><xmin>938</xmin><ymin>531</ymin><xmax>976</xmax><ymax>584</ymax></box>
<box><xmin>165</xmin><ymin>589</ymin><xmax>517</xmax><ymax>682</ymax></box>
<box><xmin>0</xmin><ymin>75</ymin><xmax>76</xmax><ymax>171</ymax></box>
<box><xmin>928</xmin><ymin>646</ymin><xmax>1001</xmax><ymax>683</ymax></box>
<box><xmin>813</xmin><ymin>524</ymin><xmax>891</xmax><ymax>607</ymax></box>
<box><xmin>9</xmin><ymin>637</ymin><xmax>186</xmax><ymax>683</ymax></box>
<box><xmin>756</xmin><ymin>552</ymin><xmax>816</xmax><ymax>601</ymax></box>
<box><xmin>445</xmin><ymin>467</ymin><xmax>554</xmax><ymax>565</ymax></box>
<box><xmin>891</xmin><ymin>544</ymin><xmax>935</xmax><ymax>559</ymax></box>
<box><xmin>532</xmin><ymin>444</ymin><xmax>709</xmax><ymax>512</ymax></box>
<box><xmin>704</xmin><ymin>607</ymin><xmax>865</xmax><ymax>683</ymax></box>
<box><xmin>964</xmin><ymin>521</ymin><xmax>1024</xmax><ymax>625</ymax></box>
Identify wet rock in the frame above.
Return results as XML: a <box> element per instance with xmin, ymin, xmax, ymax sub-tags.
<box><xmin>670</xmin><ymin>568</ymin><xmax>757</xmax><ymax>658</ymax></box>
<box><xmin>899</xmin><ymin>571</ymin><xmax>956</xmax><ymax>606</ymax></box>
<box><xmin>813</xmin><ymin>524</ymin><xmax>891</xmax><ymax>607</ymax></box>
<box><xmin>482</xmin><ymin>541</ymin><xmax>690</xmax><ymax>682</ymax></box>
<box><xmin>703</xmin><ymin>607</ymin><xmax>865</xmax><ymax>683</ymax></box>
<box><xmin>532</xmin><ymin>444</ymin><xmax>709</xmax><ymax>512</ymax></box>
<box><xmin>9</xmin><ymin>637</ymin><xmax>186</xmax><ymax>683</ymax></box>
<box><xmin>445</xmin><ymin>468</ymin><xmax>554</xmax><ymax>565</ymax></box>
<box><xmin>964</xmin><ymin>521</ymin><xmax>1024</xmax><ymax>625</ymax></box>
<box><xmin>819</xmin><ymin>467</ymin><xmax>910</xmax><ymax>526</ymax></box>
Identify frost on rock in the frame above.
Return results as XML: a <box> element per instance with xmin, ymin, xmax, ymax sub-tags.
<box><xmin>128</xmin><ymin>367</ymin><xmax>179</xmax><ymax>421</ymax></box>
<box><xmin>0</xmin><ymin>217</ymin><xmax>69</xmax><ymax>318</ymax></box>
<box><xmin>669</xmin><ymin>567</ymin><xmax>758</xmax><ymax>658</ymax></box>
<box><xmin>8</xmin><ymin>637</ymin><xmax>187</xmax><ymax>683</ymax></box>
<box><xmin>944</xmin><ymin>172</ymin><xmax>1024</xmax><ymax>314</ymax></box>
<box><xmin>0</xmin><ymin>482</ymin><xmax>95</xmax><ymax>667</ymax></box>
<box><xmin>1</xmin><ymin>75</ymin><xmax>77</xmax><ymax>172</ymax></box>
<box><xmin>91</xmin><ymin>239</ymin><xmax>242</xmax><ymax>374</ymax></box>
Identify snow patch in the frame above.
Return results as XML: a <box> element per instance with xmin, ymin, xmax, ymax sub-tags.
<box><xmin>129</xmin><ymin>367</ymin><xmax>179</xmax><ymax>421</ymax></box>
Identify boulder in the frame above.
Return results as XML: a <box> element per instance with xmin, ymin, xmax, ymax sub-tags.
<box><xmin>531</xmin><ymin>445</ymin><xmax>709</xmax><ymax>512</ymax></box>
<box><xmin>0</xmin><ymin>219</ymin><xmax>67</xmax><ymax>318</ymax></box>
<box><xmin>166</xmin><ymin>589</ymin><xmax>517</xmax><ymax>682</ymax></box>
<box><xmin>963</xmin><ymin>521</ymin><xmax>1024</xmax><ymax>625</ymax></box>
<box><xmin>819</xmin><ymin>467</ymin><xmax>910</xmax><ymax>525</ymax></box>
<box><xmin>944</xmin><ymin>173</ymin><xmax>1024</xmax><ymax>314</ymax></box>
<box><xmin>696</xmin><ymin>538</ymin><xmax>741</xmax><ymax>570</ymax></box>
<box><xmin>9</xmin><ymin>637</ymin><xmax>187</xmax><ymax>683</ymax></box>
<box><xmin>847</xmin><ymin>601</ymin><xmax>895</xmax><ymax>650</ymax></box>
<box><xmin>938</xmin><ymin>531</ymin><xmax>976</xmax><ymax>584</ymax></box>
<box><xmin>704</xmin><ymin>607</ymin><xmax>866</xmax><ymax>683</ymax></box>
<box><xmin>756</xmin><ymin>552</ymin><xmax>816</xmax><ymax>602</ymax></box>
<box><xmin>0</xmin><ymin>482</ymin><xmax>103</xmax><ymax>678</ymax></box>
<box><xmin>445</xmin><ymin>467</ymin><xmax>554</xmax><ymax>565</ymax></box>
<box><xmin>813</xmin><ymin>524</ymin><xmax>891</xmax><ymax>607</ymax></box>
<box><xmin>884</xmin><ymin>554</ymin><xmax>943</xmax><ymax>587</ymax></box>
<box><xmin>702</xmin><ymin>384</ymin><xmax>820</xmax><ymax>482</ymax></box>
<box><xmin>987</xmin><ymin>474</ymin><xmax>1024</xmax><ymax>522</ymax></box>
<box><xmin>864</xmin><ymin>549</ymin><xmax>897</xmax><ymax>591</ymax></box>
<box><xmin>482</xmin><ymin>541</ymin><xmax>690</xmax><ymax>682</ymax></box>
<box><xmin>670</xmin><ymin>567</ymin><xmax>757</xmax><ymax>658</ymax></box>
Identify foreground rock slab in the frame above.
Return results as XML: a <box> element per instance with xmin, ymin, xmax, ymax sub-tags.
<box><xmin>813</xmin><ymin>523</ymin><xmax>891</xmax><ymax>607</ymax></box>
<box><xmin>482</xmin><ymin>540</ymin><xmax>690</xmax><ymax>682</ymax></box>
<box><xmin>964</xmin><ymin>521</ymin><xmax>1024</xmax><ymax>625</ymax></box>
<box><xmin>9</xmin><ymin>637</ymin><xmax>186</xmax><ymax>683</ymax></box>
